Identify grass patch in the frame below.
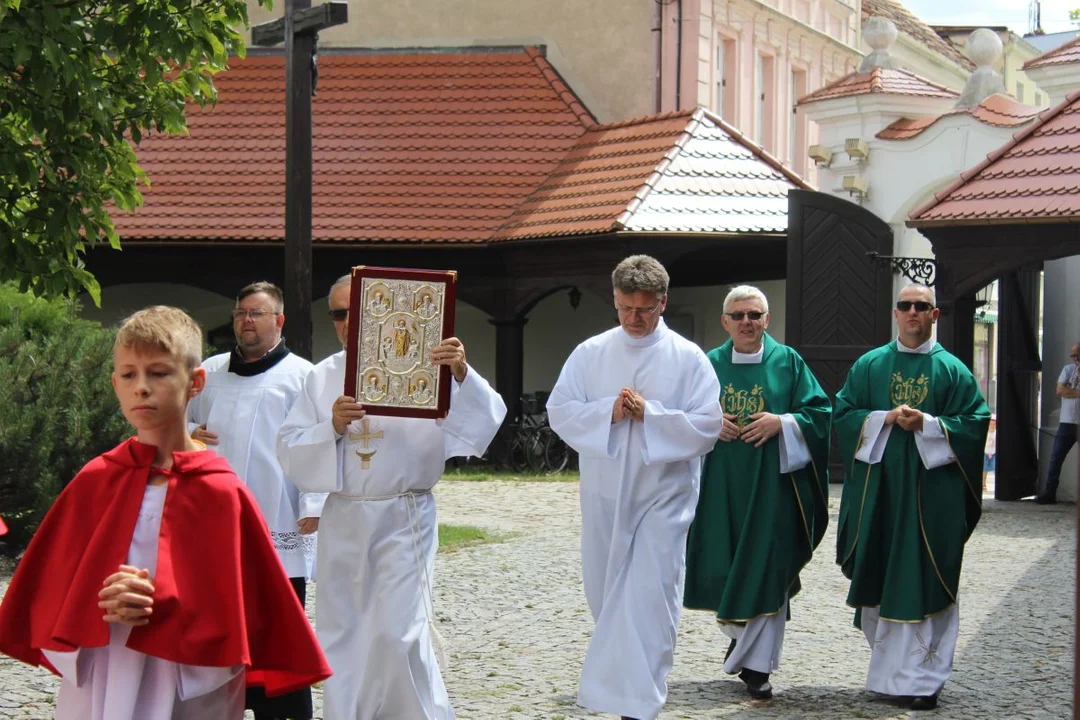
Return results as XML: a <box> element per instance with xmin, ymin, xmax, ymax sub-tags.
<box><xmin>442</xmin><ymin>467</ymin><xmax>579</xmax><ymax>483</ymax></box>
<box><xmin>438</xmin><ymin>523</ymin><xmax>503</xmax><ymax>553</ymax></box>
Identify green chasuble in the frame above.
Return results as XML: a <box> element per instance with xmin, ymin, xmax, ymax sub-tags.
<box><xmin>835</xmin><ymin>341</ymin><xmax>989</xmax><ymax>622</ymax></box>
<box><xmin>684</xmin><ymin>334</ymin><xmax>832</xmax><ymax>622</ymax></box>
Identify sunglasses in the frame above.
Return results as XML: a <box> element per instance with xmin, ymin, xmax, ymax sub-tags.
<box><xmin>725</xmin><ymin>311</ymin><xmax>765</xmax><ymax>321</ymax></box>
<box><xmin>328</xmin><ymin>308</ymin><xmax>348</xmax><ymax>321</ymax></box>
<box><xmin>896</xmin><ymin>301</ymin><xmax>934</xmax><ymax>313</ymax></box>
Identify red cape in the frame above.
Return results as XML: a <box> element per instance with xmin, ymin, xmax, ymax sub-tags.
<box><xmin>0</xmin><ymin>517</ymin><xmax>6</xmax><ymax>535</ymax></box>
<box><xmin>0</xmin><ymin>438</ymin><xmax>330</xmax><ymax>696</ymax></box>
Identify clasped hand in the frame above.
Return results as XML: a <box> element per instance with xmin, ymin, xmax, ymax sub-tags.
<box><xmin>99</xmin><ymin>564</ymin><xmax>155</xmax><ymax>627</ymax></box>
<box><xmin>718</xmin><ymin>411</ymin><xmax>781</xmax><ymax>448</ymax></box>
<box><xmin>612</xmin><ymin>388</ymin><xmax>646</xmax><ymax>424</ymax></box>
<box><xmin>886</xmin><ymin>404</ymin><xmax>924</xmax><ymax>432</ymax></box>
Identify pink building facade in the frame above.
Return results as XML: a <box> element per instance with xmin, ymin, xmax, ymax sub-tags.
<box><xmin>658</xmin><ymin>0</ymin><xmax>861</xmax><ymax>179</ymax></box>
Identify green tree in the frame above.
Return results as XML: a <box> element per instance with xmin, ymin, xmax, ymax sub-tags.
<box><xmin>0</xmin><ymin>283</ymin><xmax>130</xmax><ymax>552</ymax></box>
<box><xmin>1072</xmin><ymin>8</ymin><xmax>1080</xmax><ymax>26</ymax></box>
<box><xmin>0</xmin><ymin>0</ymin><xmax>266</xmax><ymax>305</ymax></box>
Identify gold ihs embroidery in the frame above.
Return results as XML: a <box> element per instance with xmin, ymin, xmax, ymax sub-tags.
<box><xmin>722</xmin><ymin>383</ymin><xmax>766</xmax><ymax>428</ymax></box>
<box><xmin>889</xmin><ymin>372</ymin><xmax>930</xmax><ymax>409</ymax></box>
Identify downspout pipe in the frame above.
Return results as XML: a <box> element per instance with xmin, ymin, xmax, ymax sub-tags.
<box><xmin>675</xmin><ymin>0</ymin><xmax>683</xmax><ymax>109</ymax></box>
<box><xmin>654</xmin><ymin>0</ymin><xmax>663</xmax><ymax>112</ymax></box>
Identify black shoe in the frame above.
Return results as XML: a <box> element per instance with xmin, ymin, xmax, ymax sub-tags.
<box><xmin>1034</xmin><ymin>494</ymin><xmax>1058</xmax><ymax>505</ymax></box>
<box><xmin>738</xmin><ymin>668</ymin><xmax>773</xmax><ymax>699</ymax></box>
<box><xmin>911</xmin><ymin>693</ymin><xmax>939</xmax><ymax>710</ymax></box>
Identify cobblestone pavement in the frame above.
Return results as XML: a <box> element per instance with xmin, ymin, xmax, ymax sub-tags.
<box><xmin>1</xmin><ymin>482</ymin><xmax>1074</xmax><ymax>719</ymax></box>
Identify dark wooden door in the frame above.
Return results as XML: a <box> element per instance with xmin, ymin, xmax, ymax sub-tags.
<box><xmin>785</xmin><ymin>190</ymin><xmax>895</xmax><ymax>480</ymax></box>
<box><xmin>995</xmin><ymin>268</ymin><xmax>1041</xmax><ymax>500</ymax></box>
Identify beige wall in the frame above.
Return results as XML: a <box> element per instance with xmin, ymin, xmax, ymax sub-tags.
<box><xmin>245</xmin><ymin>0</ymin><xmax>658</xmax><ymax>123</ymax></box>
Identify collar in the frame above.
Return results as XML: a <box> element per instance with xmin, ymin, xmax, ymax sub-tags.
<box><xmin>103</xmin><ymin>437</ymin><xmax>223</xmax><ymax>474</ymax></box>
<box><xmin>228</xmin><ymin>339</ymin><xmax>290</xmax><ymax>376</ymax></box>
<box><xmin>896</xmin><ymin>336</ymin><xmax>935</xmax><ymax>355</ymax></box>
<box><xmin>731</xmin><ymin>343</ymin><xmax>765</xmax><ymax>364</ymax></box>
<box><xmin>619</xmin><ymin>318</ymin><xmax>668</xmax><ymax>348</ymax></box>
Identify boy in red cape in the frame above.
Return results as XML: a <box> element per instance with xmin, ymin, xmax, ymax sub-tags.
<box><xmin>0</xmin><ymin>306</ymin><xmax>330</xmax><ymax>719</ymax></box>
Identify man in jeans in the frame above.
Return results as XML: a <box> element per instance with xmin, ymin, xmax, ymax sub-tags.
<box><xmin>1036</xmin><ymin>342</ymin><xmax>1080</xmax><ymax>504</ymax></box>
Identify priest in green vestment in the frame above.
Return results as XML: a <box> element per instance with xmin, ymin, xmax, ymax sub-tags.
<box><xmin>835</xmin><ymin>283</ymin><xmax>989</xmax><ymax>712</ymax></box>
<box><xmin>684</xmin><ymin>286</ymin><xmax>832</xmax><ymax>700</ymax></box>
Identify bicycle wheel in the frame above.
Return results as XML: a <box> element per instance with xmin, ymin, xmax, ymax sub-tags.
<box><xmin>509</xmin><ymin>431</ymin><xmax>530</xmax><ymax>471</ymax></box>
<box><xmin>523</xmin><ymin>428</ymin><xmax>547</xmax><ymax>471</ymax></box>
<box><xmin>541</xmin><ymin>428</ymin><xmax>570</xmax><ymax>472</ymax></box>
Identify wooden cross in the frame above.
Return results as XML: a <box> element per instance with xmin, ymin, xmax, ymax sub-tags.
<box><xmin>251</xmin><ymin>1</ymin><xmax>347</xmax><ymax>361</ymax></box>
<box><xmin>348</xmin><ymin>418</ymin><xmax>384</xmax><ymax>470</ymax></box>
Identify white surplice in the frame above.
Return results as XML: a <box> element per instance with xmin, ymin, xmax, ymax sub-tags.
<box><xmin>853</xmin><ymin>337</ymin><xmax>960</xmax><ymax>698</ymax></box>
<box><xmin>276</xmin><ymin>351</ymin><xmax>506</xmax><ymax>720</ymax></box>
<box><xmin>44</xmin><ymin>484</ymin><xmax>245</xmax><ymax>720</ymax></box>
<box><xmin>187</xmin><ymin>350</ymin><xmax>325</xmax><ymax>579</ymax></box>
<box><xmin>720</xmin><ymin>345</ymin><xmax>810</xmax><ymax>677</ymax></box>
<box><xmin>547</xmin><ymin>319</ymin><xmax>725</xmax><ymax>720</ymax></box>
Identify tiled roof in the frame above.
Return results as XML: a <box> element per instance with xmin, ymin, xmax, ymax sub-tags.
<box><xmin>862</xmin><ymin>0</ymin><xmax>976</xmax><ymax>71</ymax></box>
<box><xmin>115</xmin><ymin>50</ymin><xmax>807</xmax><ymax>244</ymax></box>
<box><xmin>113</xmin><ymin>48</ymin><xmax>594</xmax><ymax>243</ymax></box>
<box><xmin>797</xmin><ymin>66</ymin><xmax>959</xmax><ymax>105</ymax></box>
<box><xmin>1023</xmin><ymin>35</ymin><xmax>1080</xmax><ymax>70</ymax></box>
<box><xmin>493</xmin><ymin>109</ymin><xmax>810</xmax><ymax>240</ymax></box>
<box><xmin>877</xmin><ymin>94</ymin><xmax>1042</xmax><ymax>140</ymax></box>
<box><xmin>909</xmin><ymin>89</ymin><xmax>1080</xmax><ymax>225</ymax></box>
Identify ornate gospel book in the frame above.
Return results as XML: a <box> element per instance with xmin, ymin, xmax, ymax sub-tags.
<box><xmin>343</xmin><ymin>266</ymin><xmax>457</xmax><ymax>419</ymax></box>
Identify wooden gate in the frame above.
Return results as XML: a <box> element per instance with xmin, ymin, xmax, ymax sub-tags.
<box><xmin>785</xmin><ymin>190</ymin><xmax>895</xmax><ymax>479</ymax></box>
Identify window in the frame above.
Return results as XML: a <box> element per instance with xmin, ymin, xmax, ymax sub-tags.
<box><xmin>790</xmin><ymin>68</ymin><xmax>807</xmax><ymax>173</ymax></box>
<box><xmin>1015</xmin><ymin>81</ymin><xmax>1027</xmax><ymax>104</ymax></box>
<box><xmin>756</xmin><ymin>54</ymin><xmax>775</xmax><ymax>150</ymax></box>
<box><xmin>715</xmin><ymin>36</ymin><xmax>737</xmax><ymax>120</ymax></box>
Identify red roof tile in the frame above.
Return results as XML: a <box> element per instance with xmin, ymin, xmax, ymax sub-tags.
<box><xmin>909</xmin><ymin>89</ymin><xmax>1080</xmax><ymax>225</ymax></box>
<box><xmin>114</xmin><ymin>49</ymin><xmax>808</xmax><ymax>244</ymax></box>
<box><xmin>877</xmin><ymin>94</ymin><xmax>1042</xmax><ymax>140</ymax></box>
<box><xmin>113</xmin><ymin>48</ymin><xmax>594</xmax><ymax>243</ymax></box>
<box><xmin>494</xmin><ymin>109</ymin><xmax>810</xmax><ymax>240</ymax></box>
<box><xmin>1022</xmin><ymin>34</ymin><xmax>1080</xmax><ymax>70</ymax></box>
<box><xmin>862</xmin><ymin>0</ymin><xmax>975</xmax><ymax>71</ymax></box>
<box><xmin>797</xmin><ymin>67</ymin><xmax>958</xmax><ymax>105</ymax></box>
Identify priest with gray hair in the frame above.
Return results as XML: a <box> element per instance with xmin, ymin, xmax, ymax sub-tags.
<box><xmin>548</xmin><ymin>255</ymin><xmax>725</xmax><ymax>720</ymax></box>
<box><xmin>277</xmin><ymin>274</ymin><xmax>507</xmax><ymax>720</ymax></box>
<box><xmin>684</xmin><ymin>284</ymin><xmax>832</xmax><ymax>701</ymax></box>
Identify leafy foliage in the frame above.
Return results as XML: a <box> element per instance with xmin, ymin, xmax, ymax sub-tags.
<box><xmin>0</xmin><ymin>283</ymin><xmax>129</xmax><ymax>552</ymax></box>
<box><xmin>0</xmin><ymin>0</ymin><xmax>265</xmax><ymax>304</ymax></box>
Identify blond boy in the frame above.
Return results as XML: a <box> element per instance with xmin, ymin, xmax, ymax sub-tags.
<box><xmin>0</xmin><ymin>306</ymin><xmax>329</xmax><ymax>720</ymax></box>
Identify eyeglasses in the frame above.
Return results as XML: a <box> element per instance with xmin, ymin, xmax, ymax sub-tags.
<box><xmin>896</xmin><ymin>301</ymin><xmax>934</xmax><ymax>313</ymax></box>
<box><xmin>328</xmin><ymin>308</ymin><xmax>348</xmax><ymax>321</ymax></box>
<box><xmin>231</xmin><ymin>309</ymin><xmax>279</xmax><ymax>321</ymax></box>
<box><xmin>615</xmin><ymin>302</ymin><xmax>662</xmax><ymax>317</ymax></box>
<box><xmin>725</xmin><ymin>311</ymin><xmax>765</xmax><ymax>321</ymax></box>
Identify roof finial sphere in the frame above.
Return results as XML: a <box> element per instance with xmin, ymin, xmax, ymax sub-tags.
<box><xmin>968</xmin><ymin>28</ymin><xmax>1003</xmax><ymax>68</ymax></box>
<box><xmin>863</xmin><ymin>17</ymin><xmax>898</xmax><ymax>52</ymax></box>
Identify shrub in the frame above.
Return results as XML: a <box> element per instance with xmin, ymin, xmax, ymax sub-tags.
<box><xmin>0</xmin><ymin>284</ymin><xmax>129</xmax><ymax>553</ymax></box>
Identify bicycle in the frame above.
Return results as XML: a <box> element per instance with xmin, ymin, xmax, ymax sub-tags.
<box><xmin>505</xmin><ymin>392</ymin><xmax>578</xmax><ymax>473</ymax></box>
